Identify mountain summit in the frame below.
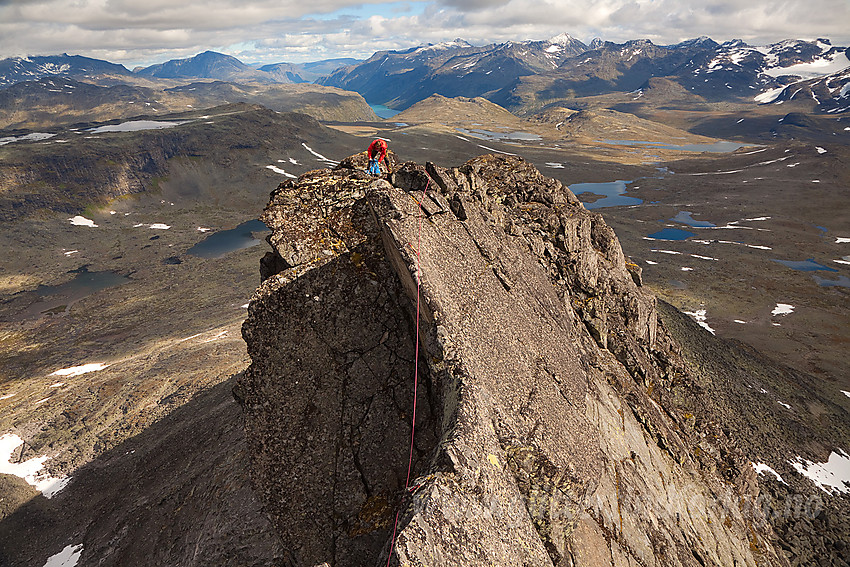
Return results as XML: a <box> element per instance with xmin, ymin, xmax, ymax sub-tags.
<box><xmin>134</xmin><ymin>50</ymin><xmax>273</xmax><ymax>82</ymax></box>
<box><xmin>237</xmin><ymin>153</ymin><xmax>842</xmax><ymax>565</ymax></box>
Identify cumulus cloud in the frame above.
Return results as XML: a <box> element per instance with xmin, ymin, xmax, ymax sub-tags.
<box><xmin>0</xmin><ymin>0</ymin><xmax>848</xmax><ymax>67</ymax></box>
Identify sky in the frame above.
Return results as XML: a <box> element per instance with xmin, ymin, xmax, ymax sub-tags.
<box><xmin>1</xmin><ymin>0</ymin><xmax>849</xmax><ymax>68</ymax></box>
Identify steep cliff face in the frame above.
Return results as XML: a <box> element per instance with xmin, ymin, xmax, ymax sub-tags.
<box><xmin>238</xmin><ymin>155</ymin><xmax>789</xmax><ymax>566</ymax></box>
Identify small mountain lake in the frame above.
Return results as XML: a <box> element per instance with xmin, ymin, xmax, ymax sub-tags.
<box><xmin>772</xmin><ymin>258</ymin><xmax>838</xmax><ymax>272</ymax></box>
<box><xmin>369</xmin><ymin>104</ymin><xmax>401</xmax><ymax>119</ymax></box>
<box><xmin>15</xmin><ymin>269</ymin><xmax>130</xmax><ymax>320</ymax></box>
<box><xmin>601</xmin><ymin>140</ymin><xmax>749</xmax><ymax>153</ymax></box>
<box><xmin>88</xmin><ymin>120</ymin><xmax>188</xmax><ymax>133</ymax></box>
<box><xmin>568</xmin><ymin>181</ymin><xmax>642</xmax><ymax>209</ymax></box>
<box><xmin>187</xmin><ymin>219</ymin><xmax>270</xmax><ymax>258</ymax></box>
<box><xmin>647</xmin><ymin>228</ymin><xmax>697</xmax><ymax>241</ymax></box>
<box><xmin>671</xmin><ymin>211</ymin><xmax>716</xmax><ymax>227</ymax></box>
<box><xmin>456</xmin><ymin>128</ymin><xmax>541</xmax><ymax>141</ymax></box>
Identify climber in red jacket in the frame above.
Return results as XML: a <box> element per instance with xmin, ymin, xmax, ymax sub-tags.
<box><xmin>367</xmin><ymin>138</ymin><xmax>391</xmax><ymax>177</ymax></box>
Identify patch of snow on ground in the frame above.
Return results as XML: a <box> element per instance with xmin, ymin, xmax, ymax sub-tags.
<box><xmin>288</xmin><ymin>158</ymin><xmax>299</xmax><ymax>165</ymax></box>
<box><xmin>771</xmin><ymin>304</ymin><xmax>794</xmax><ymax>316</ymax></box>
<box><xmin>241</xmin><ymin>303</ymin><xmax>249</xmax><ymax>308</ymax></box>
<box><xmin>651</xmin><ymin>249</ymin><xmax>681</xmax><ymax>255</ymax></box>
<box><xmin>734</xmin><ymin>320</ymin><xmax>747</xmax><ymax>324</ymax></box>
<box><xmin>63</xmin><ymin>250</ymin><xmax>78</xmax><ymax>256</ymax></box>
<box><xmin>836</xmin><ymin>237</ymin><xmax>850</xmax><ymax>243</ymax></box>
<box><xmin>455</xmin><ymin>135</ymin><xmax>469</xmax><ymax>141</ymax></box>
<box><xmin>842</xmin><ymin>390</ymin><xmax>850</xmax><ymax>398</ymax></box>
<box><xmin>545</xmin><ymin>162</ymin><xmax>564</xmax><ymax>168</ymax></box>
<box><xmin>790</xmin><ymin>450</ymin><xmax>850</xmax><ymax>494</ymax></box>
<box><xmin>834</xmin><ymin>259</ymin><xmax>850</xmax><ymax>265</ymax></box>
<box><xmin>50</xmin><ymin>363</ymin><xmax>109</xmax><ymax>377</ymax></box>
<box><xmin>301</xmin><ymin>143</ymin><xmax>338</xmax><ymax>164</ymax></box>
<box><xmin>266</xmin><ymin>165</ymin><xmax>297</xmax><ymax>178</ymax></box>
<box><xmin>683</xmin><ymin>309</ymin><xmax>715</xmax><ymax>334</ymax></box>
<box><xmin>753</xmin><ymin>462</ymin><xmax>786</xmax><ymax>484</ymax></box>
<box><xmin>477</xmin><ymin>144</ymin><xmax>516</xmax><ymax>156</ymax></box>
<box><xmin>816</xmin><ymin>147</ymin><xmax>827</xmax><ymax>154</ymax></box>
<box><xmin>197</xmin><ymin>227</ymin><xmax>211</xmax><ymax>232</ymax></box>
<box><xmin>68</xmin><ymin>216</ymin><xmax>97</xmax><ymax>228</ymax></box>
<box><xmin>755</xmin><ymin>86</ymin><xmax>785</xmax><ymax>103</ymax></box>
<box><xmin>149</xmin><ymin>223</ymin><xmax>170</xmax><ymax>230</ymax></box>
<box><xmin>0</xmin><ymin>434</ymin><xmax>70</xmax><ymax>498</ymax></box>
<box><xmin>49</xmin><ymin>382</ymin><xmax>64</xmax><ymax>388</ymax></box>
<box><xmin>681</xmin><ymin>267</ymin><xmax>693</xmax><ymax>271</ymax></box>
<box><xmin>645</xmin><ymin>260</ymin><xmax>658</xmax><ymax>265</ymax></box>
<box><xmin>0</xmin><ymin>393</ymin><xmax>16</xmax><ymax>400</ymax></box>
<box><xmin>766</xmin><ymin>51</ymin><xmax>850</xmax><ymax>79</ymax></box>
<box><xmin>690</xmin><ymin>254</ymin><xmax>718</xmax><ymax>260</ymax></box>
<box><xmin>42</xmin><ymin>543</ymin><xmax>83</xmax><ymax>567</ymax></box>
<box><xmin>778</xmin><ymin>401</ymin><xmax>792</xmax><ymax>410</ymax></box>
<box><xmin>201</xmin><ymin>330</ymin><xmax>229</xmax><ymax>343</ymax></box>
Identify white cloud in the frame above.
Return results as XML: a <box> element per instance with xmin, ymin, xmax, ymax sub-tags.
<box><xmin>0</xmin><ymin>0</ymin><xmax>848</xmax><ymax>67</ymax></box>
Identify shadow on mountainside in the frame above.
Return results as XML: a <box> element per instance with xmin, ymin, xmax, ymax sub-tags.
<box><xmin>0</xmin><ymin>376</ymin><xmax>285</xmax><ymax>567</ymax></box>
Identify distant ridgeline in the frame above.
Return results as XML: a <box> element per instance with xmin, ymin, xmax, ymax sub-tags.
<box><xmin>1</xmin><ymin>36</ymin><xmax>847</xmax><ymax>115</ymax></box>
<box><xmin>237</xmin><ymin>153</ymin><xmax>849</xmax><ymax>566</ymax></box>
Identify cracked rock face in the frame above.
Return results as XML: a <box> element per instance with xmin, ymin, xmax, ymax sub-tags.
<box><xmin>238</xmin><ymin>155</ymin><xmax>788</xmax><ymax>567</ymax></box>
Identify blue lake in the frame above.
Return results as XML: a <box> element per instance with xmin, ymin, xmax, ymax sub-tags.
<box><xmin>601</xmin><ymin>139</ymin><xmax>750</xmax><ymax>153</ymax></box>
<box><xmin>456</xmin><ymin>128</ymin><xmax>541</xmax><ymax>141</ymax></box>
<box><xmin>88</xmin><ymin>120</ymin><xmax>187</xmax><ymax>133</ymax></box>
<box><xmin>187</xmin><ymin>219</ymin><xmax>270</xmax><ymax>258</ymax></box>
<box><xmin>772</xmin><ymin>258</ymin><xmax>838</xmax><ymax>272</ymax></box>
<box><xmin>813</xmin><ymin>275</ymin><xmax>850</xmax><ymax>288</ymax></box>
<box><xmin>19</xmin><ymin>269</ymin><xmax>130</xmax><ymax>319</ymax></box>
<box><xmin>369</xmin><ymin>104</ymin><xmax>401</xmax><ymax>119</ymax></box>
<box><xmin>647</xmin><ymin>228</ymin><xmax>696</xmax><ymax>241</ymax></box>
<box><xmin>671</xmin><ymin>211</ymin><xmax>716</xmax><ymax>227</ymax></box>
<box><xmin>568</xmin><ymin>181</ymin><xmax>642</xmax><ymax>209</ymax></box>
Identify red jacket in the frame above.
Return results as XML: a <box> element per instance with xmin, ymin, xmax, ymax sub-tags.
<box><xmin>367</xmin><ymin>139</ymin><xmax>387</xmax><ymax>161</ymax></box>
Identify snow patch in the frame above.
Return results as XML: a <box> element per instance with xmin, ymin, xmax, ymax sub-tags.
<box><xmin>301</xmin><ymin>143</ymin><xmax>338</xmax><ymax>164</ymax></box>
<box><xmin>842</xmin><ymin>390</ymin><xmax>850</xmax><ymax>398</ymax></box>
<box><xmin>753</xmin><ymin>462</ymin><xmax>786</xmax><ymax>484</ymax></box>
<box><xmin>771</xmin><ymin>304</ymin><xmax>794</xmax><ymax>316</ymax></box>
<box><xmin>197</xmin><ymin>227</ymin><xmax>211</xmax><ymax>232</ymax></box>
<box><xmin>683</xmin><ymin>309</ymin><xmax>715</xmax><ymax>335</ymax></box>
<box><xmin>42</xmin><ymin>543</ymin><xmax>83</xmax><ymax>567</ymax></box>
<box><xmin>734</xmin><ymin>320</ymin><xmax>747</xmax><ymax>324</ymax></box>
<box><xmin>681</xmin><ymin>267</ymin><xmax>694</xmax><ymax>271</ymax></box>
<box><xmin>778</xmin><ymin>401</ymin><xmax>792</xmax><ymax>410</ymax></box>
<box><xmin>0</xmin><ymin>434</ymin><xmax>70</xmax><ymax>498</ymax></box>
<box><xmin>545</xmin><ymin>162</ymin><xmax>564</xmax><ymax>168</ymax></box>
<box><xmin>755</xmin><ymin>87</ymin><xmax>785</xmax><ymax>103</ymax></box>
<box><xmin>63</xmin><ymin>250</ymin><xmax>78</xmax><ymax>256</ymax></box>
<box><xmin>68</xmin><ymin>216</ymin><xmax>97</xmax><ymax>228</ymax></box>
<box><xmin>266</xmin><ymin>165</ymin><xmax>297</xmax><ymax>178</ymax></box>
<box><xmin>149</xmin><ymin>223</ymin><xmax>171</xmax><ymax>230</ymax></box>
<box><xmin>645</xmin><ymin>260</ymin><xmax>658</xmax><ymax>265</ymax></box>
<box><xmin>50</xmin><ymin>363</ymin><xmax>109</xmax><ymax>377</ymax></box>
<box><xmin>835</xmin><ymin>237</ymin><xmax>850</xmax><ymax>243</ymax></box>
<box><xmin>790</xmin><ymin>450</ymin><xmax>850</xmax><ymax>494</ymax></box>
<box><xmin>477</xmin><ymin>144</ymin><xmax>516</xmax><ymax>156</ymax></box>
<box><xmin>816</xmin><ymin>147</ymin><xmax>827</xmax><ymax>154</ymax></box>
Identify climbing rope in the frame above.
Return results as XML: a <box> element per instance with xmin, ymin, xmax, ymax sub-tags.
<box><xmin>385</xmin><ymin>177</ymin><xmax>430</xmax><ymax>566</ymax></box>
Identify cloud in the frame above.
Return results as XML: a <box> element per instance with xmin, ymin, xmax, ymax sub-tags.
<box><xmin>0</xmin><ymin>0</ymin><xmax>848</xmax><ymax>67</ymax></box>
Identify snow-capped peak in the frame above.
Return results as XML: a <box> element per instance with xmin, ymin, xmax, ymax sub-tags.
<box><xmin>548</xmin><ymin>33</ymin><xmax>577</xmax><ymax>46</ymax></box>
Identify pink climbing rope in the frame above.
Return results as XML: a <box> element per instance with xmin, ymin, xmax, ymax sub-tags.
<box><xmin>385</xmin><ymin>178</ymin><xmax>430</xmax><ymax>566</ymax></box>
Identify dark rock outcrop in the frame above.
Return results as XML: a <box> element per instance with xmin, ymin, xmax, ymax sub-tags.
<box><xmin>238</xmin><ymin>154</ymin><xmax>791</xmax><ymax>566</ymax></box>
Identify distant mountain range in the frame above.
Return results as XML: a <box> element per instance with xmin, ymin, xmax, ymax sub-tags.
<box><xmin>319</xmin><ymin>35</ymin><xmax>850</xmax><ymax>114</ymax></box>
<box><xmin>1</xmin><ymin>35</ymin><xmax>848</xmax><ymax>115</ymax></box>
<box><xmin>0</xmin><ymin>51</ymin><xmax>362</xmax><ymax>88</ymax></box>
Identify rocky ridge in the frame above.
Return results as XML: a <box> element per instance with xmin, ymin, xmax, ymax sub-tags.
<box><xmin>237</xmin><ymin>153</ymin><xmax>800</xmax><ymax>565</ymax></box>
